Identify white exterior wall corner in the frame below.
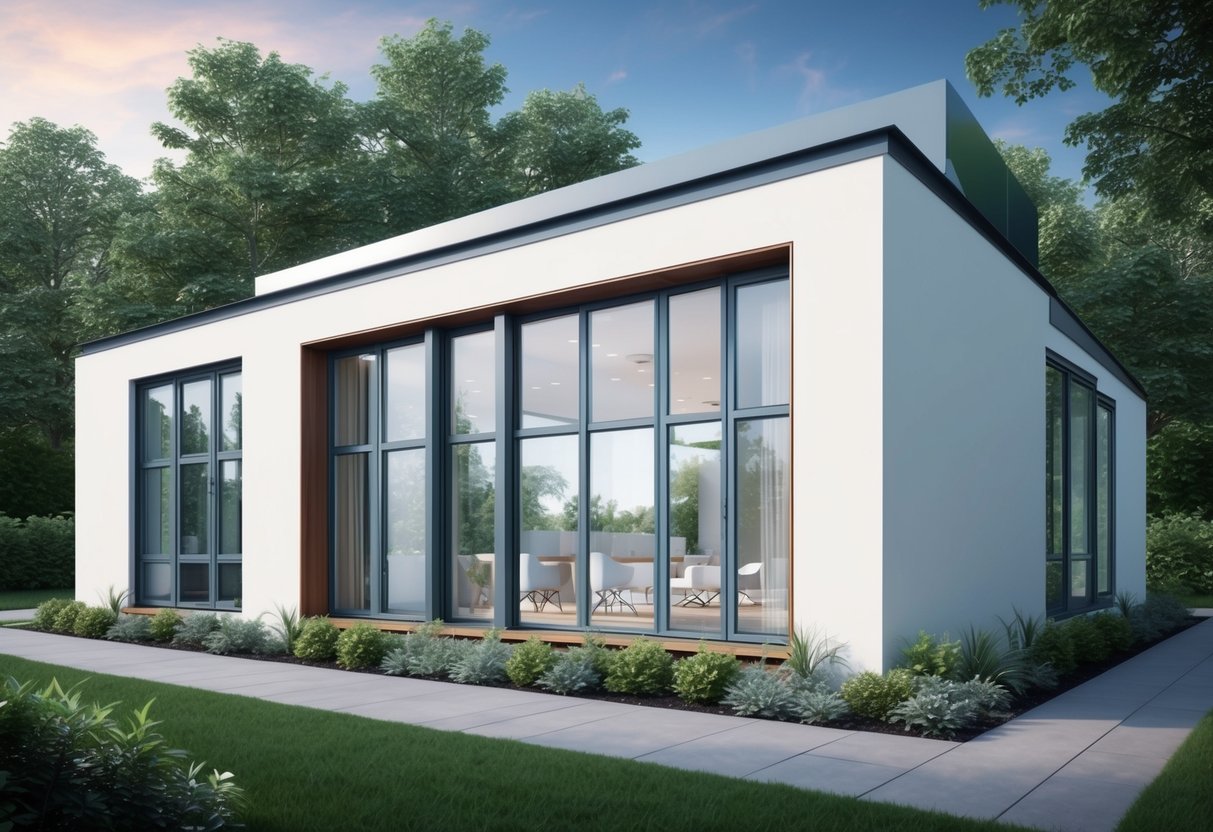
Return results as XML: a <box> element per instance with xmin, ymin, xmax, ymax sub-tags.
<box><xmin>879</xmin><ymin>157</ymin><xmax>1046</xmax><ymax>670</ymax></box>
<box><xmin>1042</xmin><ymin>328</ymin><xmax>1147</xmax><ymax>602</ymax></box>
<box><xmin>75</xmin><ymin>156</ymin><xmax>889</xmax><ymax>640</ymax></box>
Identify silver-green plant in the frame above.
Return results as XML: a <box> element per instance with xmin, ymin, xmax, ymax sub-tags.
<box><xmin>791</xmin><ymin>681</ymin><xmax>849</xmax><ymax>725</ymax></box>
<box><xmin>105</xmin><ymin>614</ymin><xmax>152</xmax><ymax>642</ymax></box>
<box><xmin>203</xmin><ymin>617</ymin><xmax>272</xmax><ymax>655</ymax></box>
<box><xmin>888</xmin><ymin>686</ymin><xmax>979</xmax><ymax>738</ymax></box>
<box><xmin>536</xmin><ymin>651</ymin><xmax>601</xmax><ymax>695</ymax></box>
<box><xmin>450</xmin><ymin>632</ymin><xmax>513</xmax><ymax>685</ymax></box>
<box><xmin>721</xmin><ymin>665</ymin><xmax>796</xmax><ymax>719</ymax></box>
<box><xmin>172</xmin><ymin>613</ymin><xmax>220</xmax><ymax>647</ymax></box>
<box><xmin>954</xmin><ymin>676</ymin><xmax>1012</xmax><ymax>715</ymax></box>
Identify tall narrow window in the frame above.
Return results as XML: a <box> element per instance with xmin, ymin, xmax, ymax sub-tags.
<box><xmin>136</xmin><ymin>365</ymin><xmax>241</xmax><ymax>608</ymax></box>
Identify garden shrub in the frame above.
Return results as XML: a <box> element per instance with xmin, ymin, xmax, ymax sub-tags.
<box><xmin>722</xmin><ymin>665</ymin><xmax>795</xmax><ymax>719</ymax></box>
<box><xmin>51</xmin><ymin>600</ymin><xmax>87</xmax><ymax>633</ymax></box>
<box><xmin>900</xmin><ymin>630</ymin><xmax>961</xmax><ymax>677</ymax></box>
<box><xmin>1030</xmin><ymin>620</ymin><xmax>1076</xmax><ymax>675</ymax></box>
<box><xmin>0</xmin><ymin>676</ymin><xmax>244</xmax><ymax>829</ymax></box>
<box><xmin>149</xmin><ymin>608</ymin><xmax>184</xmax><ymax>642</ymax></box>
<box><xmin>672</xmin><ymin>648</ymin><xmax>741</xmax><ymax>704</ymax></box>
<box><xmin>451</xmin><ymin>632</ymin><xmax>513</xmax><ymax>685</ymax></box>
<box><xmin>537</xmin><ymin>651</ymin><xmax>601</xmax><ymax>695</ymax></box>
<box><xmin>336</xmin><ymin>622</ymin><xmax>389</xmax><ymax>669</ymax></box>
<box><xmin>106</xmin><ymin>614</ymin><xmax>152</xmax><ymax>642</ymax></box>
<box><xmin>1091</xmin><ymin>611</ymin><xmax>1133</xmax><ymax>654</ymax></box>
<box><xmin>294</xmin><ymin>616</ymin><xmax>340</xmax><ymax>661</ymax></box>
<box><xmin>505</xmin><ymin>636</ymin><xmax>556</xmax><ymax>687</ymax></box>
<box><xmin>954</xmin><ymin>626</ymin><xmax>1029</xmax><ymax>693</ymax></box>
<box><xmin>888</xmin><ymin>681</ymin><xmax>980</xmax><ymax>738</ymax></box>
<box><xmin>204</xmin><ymin>617</ymin><xmax>272</xmax><ymax>655</ymax></box>
<box><xmin>789</xmin><ymin>677</ymin><xmax>848</xmax><ymax>725</ymax></box>
<box><xmin>604</xmin><ymin>638</ymin><xmax>674</xmax><ymax>696</ymax></box>
<box><xmin>0</xmin><ymin>513</ymin><xmax>74</xmax><ymax>590</ymax></box>
<box><xmin>1131</xmin><ymin>593</ymin><xmax>1191</xmax><ymax>643</ymax></box>
<box><xmin>172</xmin><ymin>612</ymin><xmax>220</xmax><ymax>646</ymax></box>
<box><xmin>840</xmin><ymin>669</ymin><xmax>914</xmax><ymax>720</ymax></box>
<box><xmin>569</xmin><ymin>633</ymin><xmax>615</xmax><ymax>678</ymax></box>
<box><xmin>1063</xmin><ymin>615</ymin><xmax>1110</xmax><ymax>665</ymax></box>
<box><xmin>72</xmin><ymin>606</ymin><xmax>116</xmax><ymax>638</ymax></box>
<box><xmin>1146</xmin><ymin>512</ymin><xmax>1213</xmax><ymax>593</ymax></box>
<box><xmin>31</xmin><ymin>597</ymin><xmax>70</xmax><ymax>630</ymax></box>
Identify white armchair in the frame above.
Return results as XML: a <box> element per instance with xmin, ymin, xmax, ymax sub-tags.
<box><xmin>670</xmin><ymin>564</ymin><xmax>721</xmax><ymax>607</ymax></box>
<box><xmin>590</xmin><ymin>551</ymin><xmax>641</xmax><ymax>614</ymax></box>
<box><xmin>520</xmin><ymin>552</ymin><xmax>563</xmax><ymax>612</ymax></box>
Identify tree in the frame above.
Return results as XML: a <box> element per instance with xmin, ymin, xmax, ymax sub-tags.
<box><xmin>966</xmin><ymin>0</ymin><xmax>1213</xmax><ymax>230</ymax></box>
<box><xmin>0</xmin><ymin>118</ymin><xmax>142</xmax><ymax>450</ymax></box>
<box><xmin>121</xmin><ymin>39</ymin><xmax>370</xmax><ymax>313</ymax></box>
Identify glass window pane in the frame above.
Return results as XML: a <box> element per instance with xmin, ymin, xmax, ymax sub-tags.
<box><xmin>519</xmin><ymin>435</ymin><xmax>579</xmax><ymax>627</ymax></box>
<box><xmin>1045</xmin><ymin>367</ymin><xmax>1064</xmax><ymax>557</ymax></box>
<box><xmin>591</xmin><ymin>301</ymin><xmax>655</xmax><ymax>423</ymax></box>
<box><xmin>521</xmin><ymin>315</ymin><xmax>579</xmax><ymax>428</ymax></box>
<box><xmin>221</xmin><ymin>373</ymin><xmax>242</xmax><ymax>451</ymax></box>
<box><xmin>218</xmin><ymin>563</ymin><xmax>242</xmax><ymax>604</ymax></box>
<box><xmin>1046</xmin><ymin>560</ymin><xmax>1063</xmax><ymax>611</ymax></box>
<box><xmin>181</xmin><ymin>379</ymin><xmax>212</xmax><ymax>455</ymax></box>
<box><xmin>1097</xmin><ymin>405</ymin><xmax>1112</xmax><ymax>594</ymax></box>
<box><xmin>335</xmin><ymin>354</ymin><xmax>373</xmax><ymax>446</ymax></box>
<box><xmin>669</xmin><ymin>289</ymin><xmax>721</xmax><ymax>415</ymax></box>
<box><xmin>142</xmin><ymin>468</ymin><xmax>171</xmax><ymax>555</ymax></box>
<box><xmin>334</xmin><ymin>453</ymin><xmax>370</xmax><ymax>611</ymax></box>
<box><xmin>669</xmin><ymin>422</ymin><xmax>722</xmax><ymax>634</ymax></box>
<box><xmin>1071</xmin><ymin>558</ymin><xmax>1089</xmax><ymax>601</ymax></box>
<box><xmin>142</xmin><ymin>562</ymin><xmax>171</xmax><ymax>603</ymax></box>
<box><xmin>179</xmin><ymin>562</ymin><xmax>209</xmax><ymax>604</ymax></box>
<box><xmin>736</xmin><ymin>417</ymin><xmax>789</xmax><ymax>637</ymax></box>
<box><xmin>736</xmin><ymin>280</ymin><xmax>790</xmax><ymax>409</ymax></box>
<box><xmin>1069</xmin><ymin>383</ymin><xmax>1092</xmax><ymax>556</ymax></box>
<box><xmin>143</xmin><ymin>385</ymin><xmax>173</xmax><ymax>461</ymax></box>
<box><xmin>219</xmin><ymin>460</ymin><xmax>242</xmax><ymax>555</ymax></box>
<box><xmin>451</xmin><ymin>332</ymin><xmax>496</xmax><ymax>435</ymax></box>
<box><xmin>385</xmin><ymin>448</ymin><xmax>427</xmax><ymax>614</ymax></box>
<box><xmin>451</xmin><ymin>441</ymin><xmax>496</xmax><ymax>620</ymax></box>
<box><xmin>386</xmin><ymin>344</ymin><xmax>426</xmax><ymax>442</ymax></box>
<box><xmin>589</xmin><ymin>428</ymin><xmax>654</xmax><ymax>632</ymax></box>
<box><xmin>180</xmin><ymin>462</ymin><xmax>209</xmax><ymax>555</ymax></box>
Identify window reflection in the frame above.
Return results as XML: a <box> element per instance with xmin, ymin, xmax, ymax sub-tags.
<box><xmin>591</xmin><ymin>301</ymin><xmax>654</xmax><ymax>423</ymax></box>
<box><xmin>589</xmin><ymin>428</ymin><xmax>654</xmax><ymax>632</ymax></box>
<box><xmin>519</xmin><ymin>435</ymin><xmax>579</xmax><ymax>626</ymax></box>
<box><xmin>668</xmin><ymin>422</ymin><xmax>722</xmax><ymax>634</ymax></box>
<box><xmin>451</xmin><ymin>332</ymin><xmax>496</xmax><ymax>435</ymax></box>
<box><xmin>452</xmin><ymin>442</ymin><xmax>496</xmax><ymax>619</ymax></box>
<box><xmin>521</xmin><ymin>315</ymin><xmax>579</xmax><ymax>428</ymax></box>
<box><xmin>736</xmin><ymin>417</ymin><xmax>789</xmax><ymax>637</ymax></box>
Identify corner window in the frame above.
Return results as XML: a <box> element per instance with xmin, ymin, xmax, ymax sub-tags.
<box><xmin>1045</xmin><ymin>357</ymin><xmax>1113</xmax><ymax>615</ymax></box>
<box><xmin>136</xmin><ymin>365</ymin><xmax>242</xmax><ymax>608</ymax></box>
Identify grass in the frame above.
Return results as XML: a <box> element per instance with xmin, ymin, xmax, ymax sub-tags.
<box><xmin>1118</xmin><ymin>709</ymin><xmax>1213</xmax><ymax>832</ymax></box>
<box><xmin>0</xmin><ymin>587</ymin><xmax>70</xmax><ymax>611</ymax></box>
<box><xmin>1178</xmin><ymin>593</ymin><xmax>1213</xmax><ymax>609</ymax></box>
<box><xmin>0</xmin><ymin>654</ymin><xmax>1031</xmax><ymax>832</ymax></box>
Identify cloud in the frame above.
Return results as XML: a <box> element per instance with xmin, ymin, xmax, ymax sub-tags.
<box><xmin>695</xmin><ymin>2</ymin><xmax>759</xmax><ymax>37</ymax></box>
<box><xmin>775</xmin><ymin>51</ymin><xmax>829</xmax><ymax>112</ymax></box>
<box><xmin>605</xmin><ymin>69</ymin><xmax>628</xmax><ymax>85</ymax></box>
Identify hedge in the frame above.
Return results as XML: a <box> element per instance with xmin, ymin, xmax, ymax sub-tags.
<box><xmin>0</xmin><ymin>513</ymin><xmax>74</xmax><ymax>590</ymax></box>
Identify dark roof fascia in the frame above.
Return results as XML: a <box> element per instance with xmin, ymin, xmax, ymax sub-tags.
<box><xmin>79</xmin><ymin>129</ymin><xmax>892</xmax><ymax>356</ymax></box>
<box><xmin>883</xmin><ymin>130</ymin><xmax>1147</xmax><ymax>401</ymax></box>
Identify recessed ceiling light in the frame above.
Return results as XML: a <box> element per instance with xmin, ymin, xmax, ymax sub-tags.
<box><xmin>592</xmin><ymin>343</ymin><xmax>601</xmax><ymax>347</ymax></box>
<box><xmin>610</xmin><ymin>377</ymin><xmax>621</xmax><ymax>382</ymax></box>
<box><xmin>701</xmin><ymin>376</ymin><xmax>713</xmax><ymax>381</ymax></box>
<box><xmin>464</xmin><ymin>379</ymin><xmax>475</xmax><ymax>384</ymax></box>
<box><xmin>530</xmin><ymin>386</ymin><xmax>541</xmax><ymax>390</ymax></box>
<box><xmin>606</xmin><ymin>353</ymin><xmax>618</xmax><ymax>358</ymax></box>
<box><xmin>550</xmin><ymin>382</ymin><xmax>561</xmax><ymax>386</ymax></box>
<box><xmin>676</xmin><ymin>398</ymin><xmax>685</xmax><ymax>402</ymax></box>
<box><xmin>567</xmin><ymin>339</ymin><xmax>578</xmax><ymax>344</ymax></box>
<box><xmin>471</xmin><ymin>390</ymin><xmax>481</xmax><ymax>394</ymax></box>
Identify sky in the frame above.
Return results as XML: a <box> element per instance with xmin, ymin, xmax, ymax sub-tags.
<box><xmin>0</xmin><ymin>0</ymin><xmax>1112</xmax><ymax>188</ymax></box>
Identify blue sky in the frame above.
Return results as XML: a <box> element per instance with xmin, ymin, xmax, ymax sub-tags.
<box><xmin>0</xmin><ymin>0</ymin><xmax>1110</xmax><ymax>188</ymax></box>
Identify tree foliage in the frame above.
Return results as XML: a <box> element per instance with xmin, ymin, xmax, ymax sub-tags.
<box><xmin>967</xmin><ymin>0</ymin><xmax>1213</xmax><ymax>230</ymax></box>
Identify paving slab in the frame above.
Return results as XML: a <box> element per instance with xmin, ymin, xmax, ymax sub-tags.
<box><xmin>749</xmin><ymin>752</ymin><xmax>908</xmax><ymax>796</ymax></box>
<box><xmin>999</xmin><ymin>775</ymin><xmax>1146</xmax><ymax>832</ymax></box>
<box><xmin>464</xmin><ymin>700</ymin><xmax>635</xmax><ymax>740</ymax></box>
<box><xmin>807</xmin><ymin>730</ymin><xmax>957</xmax><ymax>768</ymax></box>
<box><xmin>522</xmin><ymin>705</ymin><xmax>750</xmax><ymax>758</ymax></box>
<box><xmin>0</xmin><ymin>609</ymin><xmax>36</xmax><ymax>622</ymax></box>
<box><xmin>636</xmin><ymin>719</ymin><xmax>853</xmax><ymax>778</ymax></box>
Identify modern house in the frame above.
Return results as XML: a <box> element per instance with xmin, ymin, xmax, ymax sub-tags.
<box><xmin>74</xmin><ymin>80</ymin><xmax>1146</xmax><ymax>671</ymax></box>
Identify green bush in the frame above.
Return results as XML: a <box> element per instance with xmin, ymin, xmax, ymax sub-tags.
<box><xmin>840</xmin><ymin>669</ymin><xmax>915</xmax><ymax>720</ymax></box>
<box><xmin>505</xmin><ymin>636</ymin><xmax>556</xmax><ymax>687</ymax></box>
<box><xmin>1030</xmin><ymin>620</ymin><xmax>1076</xmax><ymax>675</ymax></box>
<box><xmin>72</xmin><ymin>606</ymin><xmax>116</xmax><ymax>638</ymax></box>
<box><xmin>31</xmin><ymin>597</ymin><xmax>71</xmax><ymax>630</ymax></box>
<box><xmin>0</xmin><ymin>428</ymin><xmax>74</xmax><ymax>520</ymax></box>
<box><xmin>0</xmin><ymin>676</ymin><xmax>243</xmax><ymax>829</ymax></box>
<box><xmin>294</xmin><ymin>617</ymin><xmax>340</xmax><ymax>661</ymax></box>
<box><xmin>204</xmin><ymin>617</ymin><xmax>272</xmax><ymax>655</ymax></box>
<box><xmin>172</xmin><ymin>612</ymin><xmax>220</xmax><ymax>646</ymax></box>
<box><xmin>721</xmin><ymin>666</ymin><xmax>795</xmax><ymax>719</ymax></box>
<box><xmin>1146</xmin><ymin>512</ymin><xmax>1213</xmax><ymax>593</ymax></box>
<box><xmin>335</xmin><ymin>623</ymin><xmax>388</xmax><ymax>669</ymax></box>
<box><xmin>149</xmin><ymin>608</ymin><xmax>183</xmax><ymax>641</ymax></box>
<box><xmin>672</xmin><ymin>649</ymin><xmax>741</xmax><ymax>704</ymax></box>
<box><xmin>1091</xmin><ymin>611</ymin><xmax>1133</xmax><ymax>654</ymax></box>
<box><xmin>1130</xmin><ymin>593</ymin><xmax>1191</xmax><ymax>642</ymax></box>
<box><xmin>537</xmin><ymin>651</ymin><xmax>602</xmax><ymax>695</ymax></box>
<box><xmin>604</xmin><ymin>638</ymin><xmax>674</xmax><ymax>695</ymax></box>
<box><xmin>51</xmin><ymin>600</ymin><xmax>87</xmax><ymax>633</ymax></box>
<box><xmin>106</xmin><ymin>614</ymin><xmax>152</xmax><ymax>642</ymax></box>
<box><xmin>1063</xmin><ymin>615</ymin><xmax>1111</xmax><ymax>664</ymax></box>
<box><xmin>0</xmin><ymin>513</ymin><xmax>74</xmax><ymax>590</ymax></box>
<box><xmin>569</xmin><ymin>633</ymin><xmax>615</xmax><ymax>678</ymax></box>
<box><xmin>888</xmin><ymin>680</ymin><xmax>980</xmax><ymax>738</ymax></box>
<box><xmin>900</xmin><ymin>630</ymin><xmax>961</xmax><ymax>677</ymax></box>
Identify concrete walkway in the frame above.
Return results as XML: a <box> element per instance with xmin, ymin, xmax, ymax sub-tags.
<box><xmin>0</xmin><ymin>608</ymin><xmax>36</xmax><ymax>622</ymax></box>
<box><xmin>2</xmin><ymin>620</ymin><xmax>1211</xmax><ymax>832</ymax></box>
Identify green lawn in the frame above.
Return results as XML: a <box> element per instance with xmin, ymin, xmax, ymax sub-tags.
<box><xmin>1118</xmin><ymin>709</ymin><xmax>1213</xmax><ymax>832</ymax></box>
<box><xmin>1179</xmin><ymin>593</ymin><xmax>1213</xmax><ymax>609</ymax></box>
<box><xmin>0</xmin><ymin>587</ymin><xmax>70</xmax><ymax>611</ymax></box>
<box><xmin>0</xmin><ymin>654</ymin><xmax>1031</xmax><ymax>832</ymax></box>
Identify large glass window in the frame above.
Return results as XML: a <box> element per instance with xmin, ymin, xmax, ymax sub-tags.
<box><xmin>1045</xmin><ymin>358</ymin><xmax>1114</xmax><ymax>615</ymax></box>
<box><xmin>136</xmin><ymin>365</ymin><xmax>242</xmax><ymax>608</ymax></box>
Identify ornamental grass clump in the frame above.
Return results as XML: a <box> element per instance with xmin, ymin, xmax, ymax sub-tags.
<box><xmin>149</xmin><ymin>608</ymin><xmax>183</xmax><ymax>642</ymax></box>
<box><xmin>840</xmin><ymin>669</ymin><xmax>914</xmax><ymax>720</ymax></box>
<box><xmin>721</xmin><ymin>665</ymin><xmax>795</xmax><ymax>719</ymax></box>
<box><xmin>32</xmin><ymin>597</ymin><xmax>70</xmax><ymax>631</ymax></box>
<box><xmin>173</xmin><ymin>612</ymin><xmax>220</xmax><ymax>647</ymax></box>
<box><xmin>505</xmin><ymin>636</ymin><xmax>556</xmax><ymax>687</ymax></box>
<box><xmin>451</xmin><ymin>630</ymin><xmax>513</xmax><ymax>685</ymax></box>
<box><xmin>0</xmin><ymin>676</ymin><xmax>244</xmax><ymax>829</ymax></box>
<box><xmin>537</xmin><ymin>651</ymin><xmax>601</xmax><ymax>695</ymax></box>
<box><xmin>204</xmin><ymin>617</ymin><xmax>272</xmax><ymax>655</ymax></box>
<box><xmin>604</xmin><ymin>638</ymin><xmax>674</xmax><ymax>696</ymax></box>
<box><xmin>336</xmin><ymin>622</ymin><xmax>389</xmax><ymax>669</ymax></box>
<box><xmin>105</xmin><ymin>614</ymin><xmax>152</xmax><ymax>642</ymax></box>
<box><xmin>71</xmin><ymin>606</ymin><xmax>116</xmax><ymax>639</ymax></box>
<box><xmin>51</xmin><ymin>600</ymin><xmax>87</xmax><ymax>633</ymax></box>
<box><xmin>672</xmin><ymin>647</ymin><xmax>741</xmax><ymax>704</ymax></box>
<box><xmin>261</xmin><ymin>604</ymin><xmax>305</xmax><ymax>654</ymax></box>
<box><xmin>954</xmin><ymin>626</ymin><xmax>1030</xmax><ymax>694</ymax></box>
<box><xmin>294</xmin><ymin>616</ymin><xmax>340</xmax><ymax>661</ymax></box>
